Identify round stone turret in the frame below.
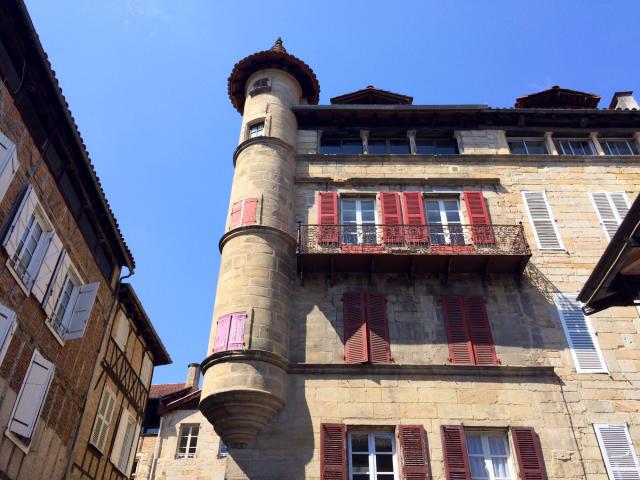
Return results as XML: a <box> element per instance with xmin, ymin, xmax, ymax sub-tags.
<box><xmin>199</xmin><ymin>39</ymin><xmax>319</xmax><ymax>447</ymax></box>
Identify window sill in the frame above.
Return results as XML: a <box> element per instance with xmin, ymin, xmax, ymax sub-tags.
<box><xmin>4</xmin><ymin>429</ymin><xmax>31</xmax><ymax>455</ymax></box>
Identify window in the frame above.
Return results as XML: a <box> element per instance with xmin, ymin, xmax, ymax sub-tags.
<box><xmin>466</xmin><ymin>432</ymin><xmax>513</xmax><ymax>480</ymax></box>
<box><xmin>90</xmin><ymin>386</ymin><xmax>116</xmax><ymax>453</ymax></box>
<box><xmin>0</xmin><ymin>303</ymin><xmax>17</xmax><ymax>366</ymax></box>
<box><xmin>229</xmin><ymin>198</ymin><xmax>258</xmax><ymax>230</ymax></box>
<box><xmin>415</xmin><ymin>138</ymin><xmax>458</xmax><ymax>154</ymax></box>
<box><xmin>0</xmin><ymin>129</ymin><xmax>19</xmax><ymax>204</ymax></box>
<box><xmin>248</xmin><ymin>122</ymin><xmax>264</xmax><ymax>138</ymax></box>
<box><xmin>441</xmin><ymin>295</ymin><xmax>498</xmax><ymax>365</ymax></box>
<box><xmin>553</xmin><ymin>293</ymin><xmax>607</xmax><ymax>373</ymax></box>
<box><xmin>342</xmin><ymin>292</ymin><xmax>391</xmax><ymax>364</ymax></box>
<box><xmin>7</xmin><ymin>349</ymin><xmax>54</xmax><ymax>446</ymax></box>
<box><xmin>594</xmin><ymin>424</ymin><xmax>640</xmax><ymax>480</ymax></box>
<box><xmin>248</xmin><ymin>77</ymin><xmax>271</xmax><ymax>96</ymax></box>
<box><xmin>348</xmin><ymin>432</ymin><xmax>398</xmax><ymax>480</ymax></box>
<box><xmin>49</xmin><ymin>269</ymin><xmax>79</xmax><ymax>337</ymax></box>
<box><xmin>599</xmin><ymin>139</ymin><xmax>639</xmax><ymax>156</ymax></box>
<box><xmin>425</xmin><ymin>198</ymin><xmax>463</xmax><ymax>245</ymax></box>
<box><xmin>11</xmin><ymin>210</ymin><xmax>45</xmax><ymax>285</ymax></box>
<box><xmin>590</xmin><ymin>192</ymin><xmax>630</xmax><ymax>240</ymax></box>
<box><xmin>554</xmin><ymin>138</ymin><xmax>595</xmax><ymax>155</ymax></box>
<box><xmin>341</xmin><ymin>198</ymin><xmax>377</xmax><ymax>245</ymax></box>
<box><xmin>131</xmin><ymin>458</ymin><xmax>139</xmax><ymax>479</ymax></box>
<box><xmin>368</xmin><ymin>139</ymin><xmax>410</xmax><ymax>154</ymax></box>
<box><xmin>218</xmin><ymin>440</ymin><xmax>228</xmax><ymax>458</ymax></box>
<box><xmin>320</xmin><ymin>138</ymin><xmax>363</xmax><ymax>155</ymax></box>
<box><xmin>522</xmin><ymin>191</ymin><xmax>564</xmax><ymax>250</ymax></box>
<box><xmin>110</xmin><ymin>409</ymin><xmax>139</xmax><ymax>474</ymax></box>
<box><xmin>213</xmin><ymin>312</ymin><xmax>246</xmax><ymax>353</ymax></box>
<box><xmin>507</xmin><ymin>139</ymin><xmax>547</xmax><ymax>155</ymax></box>
<box><xmin>176</xmin><ymin>424</ymin><xmax>199</xmax><ymax>459</ymax></box>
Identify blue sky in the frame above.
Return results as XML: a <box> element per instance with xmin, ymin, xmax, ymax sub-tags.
<box><xmin>24</xmin><ymin>0</ymin><xmax>640</xmax><ymax>384</ymax></box>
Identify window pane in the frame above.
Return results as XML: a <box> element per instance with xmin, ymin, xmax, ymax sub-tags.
<box><xmin>508</xmin><ymin>141</ymin><xmax>527</xmax><ymax>154</ymax></box>
<box><xmin>375</xmin><ymin>454</ymin><xmax>394</xmax><ymax>472</ymax></box>
<box><xmin>434</xmin><ymin>140</ymin><xmax>458</xmax><ymax>154</ymax></box>
<box><xmin>389</xmin><ymin>140</ymin><xmax>410</xmax><ymax>154</ymax></box>
<box><xmin>525</xmin><ymin>140</ymin><xmax>547</xmax><ymax>154</ymax></box>
<box><xmin>353</xmin><ymin>475</ymin><xmax>369</xmax><ymax>480</ymax></box>
<box><xmin>378</xmin><ymin>476</ymin><xmax>395</xmax><ymax>480</ymax></box>
<box><xmin>374</xmin><ymin>436</ymin><xmax>392</xmax><ymax>453</ymax></box>
<box><xmin>492</xmin><ymin>457</ymin><xmax>510</xmax><ymax>479</ymax></box>
<box><xmin>342</xmin><ymin>211</ymin><xmax>357</xmax><ymax>223</ymax></box>
<box><xmin>341</xmin><ymin>140</ymin><xmax>363</xmax><ymax>154</ymax></box>
<box><xmin>466</xmin><ymin>435</ymin><xmax>483</xmax><ymax>454</ymax></box>
<box><xmin>488</xmin><ymin>436</ymin><xmax>506</xmax><ymax>455</ymax></box>
<box><xmin>351</xmin><ymin>454</ymin><xmax>369</xmax><ymax>472</ymax></box>
<box><xmin>360</xmin><ymin>200</ymin><xmax>375</xmax><ymax>212</ymax></box>
<box><xmin>469</xmin><ymin>456</ymin><xmax>489</xmax><ymax>479</ymax></box>
<box><xmin>361</xmin><ymin>211</ymin><xmax>375</xmax><ymax>223</ymax></box>
<box><xmin>368</xmin><ymin>140</ymin><xmax>388</xmax><ymax>154</ymax></box>
<box><xmin>351</xmin><ymin>434</ymin><xmax>369</xmax><ymax>452</ymax></box>
<box><xmin>320</xmin><ymin>139</ymin><xmax>341</xmax><ymax>154</ymax></box>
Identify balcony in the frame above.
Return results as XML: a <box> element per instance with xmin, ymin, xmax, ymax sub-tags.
<box><xmin>297</xmin><ymin>224</ymin><xmax>531</xmax><ymax>281</ymax></box>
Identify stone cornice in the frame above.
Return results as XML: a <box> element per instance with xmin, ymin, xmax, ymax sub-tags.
<box><xmin>218</xmin><ymin>225</ymin><xmax>296</xmax><ymax>253</ymax></box>
<box><xmin>233</xmin><ymin>136</ymin><xmax>296</xmax><ymax>166</ymax></box>
<box><xmin>298</xmin><ymin>153</ymin><xmax>640</xmax><ymax>164</ymax></box>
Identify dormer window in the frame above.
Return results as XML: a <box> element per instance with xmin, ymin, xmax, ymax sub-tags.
<box><xmin>248</xmin><ymin>77</ymin><xmax>271</xmax><ymax>97</ymax></box>
<box><xmin>249</xmin><ymin>122</ymin><xmax>264</xmax><ymax>138</ymax></box>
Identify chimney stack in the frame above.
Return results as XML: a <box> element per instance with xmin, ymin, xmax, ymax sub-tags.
<box><xmin>609</xmin><ymin>91</ymin><xmax>639</xmax><ymax>110</ymax></box>
<box><xmin>186</xmin><ymin>363</ymin><xmax>201</xmax><ymax>389</ymax></box>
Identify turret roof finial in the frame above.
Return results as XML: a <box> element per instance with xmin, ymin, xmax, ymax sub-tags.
<box><xmin>271</xmin><ymin>37</ymin><xmax>286</xmax><ymax>53</ymax></box>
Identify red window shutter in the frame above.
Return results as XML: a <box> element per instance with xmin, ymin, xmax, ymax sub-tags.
<box><xmin>213</xmin><ymin>314</ymin><xmax>231</xmax><ymax>353</ymax></box>
<box><xmin>441</xmin><ymin>425</ymin><xmax>471</xmax><ymax>480</ymax></box>
<box><xmin>441</xmin><ymin>295</ymin><xmax>474</xmax><ymax>364</ymax></box>
<box><xmin>227</xmin><ymin>313</ymin><xmax>246</xmax><ymax>350</ymax></box>
<box><xmin>402</xmin><ymin>192</ymin><xmax>429</xmax><ymax>244</ymax></box>
<box><xmin>343</xmin><ymin>292</ymin><xmax>368</xmax><ymax>364</ymax></box>
<box><xmin>365</xmin><ymin>293</ymin><xmax>391</xmax><ymax>364</ymax></box>
<box><xmin>463</xmin><ymin>191</ymin><xmax>495</xmax><ymax>245</ymax></box>
<box><xmin>318</xmin><ymin>192</ymin><xmax>339</xmax><ymax>244</ymax></box>
<box><xmin>320</xmin><ymin>423</ymin><xmax>347</xmax><ymax>480</ymax></box>
<box><xmin>229</xmin><ymin>201</ymin><xmax>243</xmax><ymax>230</ymax></box>
<box><xmin>463</xmin><ymin>295</ymin><xmax>498</xmax><ymax>365</ymax></box>
<box><xmin>511</xmin><ymin>427</ymin><xmax>548</xmax><ymax>480</ymax></box>
<box><xmin>399</xmin><ymin>425</ymin><xmax>430</xmax><ymax>480</ymax></box>
<box><xmin>380</xmin><ymin>192</ymin><xmax>403</xmax><ymax>244</ymax></box>
<box><xmin>241</xmin><ymin>198</ymin><xmax>258</xmax><ymax>226</ymax></box>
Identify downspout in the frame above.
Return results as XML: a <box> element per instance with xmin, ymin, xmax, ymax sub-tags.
<box><xmin>149</xmin><ymin>416</ymin><xmax>164</xmax><ymax>480</ymax></box>
<box><xmin>63</xmin><ymin>267</ymin><xmax>134</xmax><ymax>478</ymax></box>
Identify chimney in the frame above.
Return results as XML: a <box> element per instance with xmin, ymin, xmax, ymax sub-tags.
<box><xmin>185</xmin><ymin>363</ymin><xmax>201</xmax><ymax>389</ymax></box>
<box><xmin>609</xmin><ymin>91</ymin><xmax>639</xmax><ymax>110</ymax></box>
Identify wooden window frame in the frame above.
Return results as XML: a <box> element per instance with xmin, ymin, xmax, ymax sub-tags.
<box><xmin>347</xmin><ymin>431</ymin><xmax>399</xmax><ymax>480</ymax></box>
<box><xmin>465</xmin><ymin>430</ymin><xmax>515</xmax><ymax>480</ymax></box>
<box><xmin>176</xmin><ymin>423</ymin><xmax>200</xmax><ymax>459</ymax></box>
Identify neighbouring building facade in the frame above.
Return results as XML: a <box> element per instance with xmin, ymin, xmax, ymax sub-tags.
<box><xmin>0</xmin><ymin>2</ymin><xmax>170</xmax><ymax>479</ymax></box>
<box><xmin>199</xmin><ymin>38</ymin><xmax>640</xmax><ymax>480</ymax></box>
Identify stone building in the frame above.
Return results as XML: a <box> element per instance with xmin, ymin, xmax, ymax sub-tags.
<box><xmin>132</xmin><ymin>364</ymin><xmax>227</xmax><ymax>480</ymax></box>
<box><xmin>199</xmin><ymin>39</ymin><xmax>640</xmax><ymax>480</ymax></box>
<box><xmin>0</xmin><ymin>1</ymin><xmax>170</xmax><ymax>479</ymax></box>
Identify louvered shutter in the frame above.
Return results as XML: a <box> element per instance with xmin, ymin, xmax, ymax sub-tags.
<box><xmin>590</xmin><ymin>192</ymin><xmax>630</xmax><ymax>240</ymax></box>
<box><xmin>441</xmin><ymin>296</ymin><xmax>474</xmax><ymax>364</ymax></box>
<box><xmin>318</xmin><ymin>192</ymin><xmax>339</xmax><ymax>244</ymax></box>
<box><xmin>0</xmin><ymin>304</ymin><xmax>17</xmax><ymax>365</ymax></box>
<box><xmin>213</xmin><ymin>314</ymin><xmax>232</xmax><ymax>353</ymax></box>
<box><xmin>90</xmin><ymin>387</ymin><xmax>116</xmax><ymax>452</ymax></box>
<box><xmin>343</xmin><ymin>292</ymin><xmax>368</xmax><ymax>364</ymax></box>
<box><xmin>320</xmin><ymin>423</ymin><xmax>347</xmax><ymax>480</ymax></box>
<box><xmin>227</xmin><ymin>312</ymin><xmax>246</xmax><ymax>350</ymax></box>
<box><xmin>511</xmin><ymin>427</ymin><xmax>548</xmax><ymax>480</ymax></box>
<box><xmin>0</xmin><ymin>133</ymin><xmax>18</xmax><ymax>203</ymax></box>
<box><xmin>463</xmin><ymin>296</ymin><xmax>498</xmax><ymax>365</ymax></box>
<box><xmin>9</xmin><ymin>350</ymin><xmax>54</xmax><ymax>439</ymax></box>
<box><xmin>463</xmin><ymin>191</ymin><xmax>495</xmax><ymax>245</ymax></box>
<box><xmin>610</xmin><ymin>193</ymin><xmax>630</xmax><ymax>218</ymax></box>
<box><xmin>380</xmin><ymin>192</ymin><xmax>403</xmax><ymax>244</ymax></box>
<box><xmin>402</xmin><ymin>192</ymin><xmax>429</xmax><ymax>244</ymax></box>
<box><xmin>31</xmin><ymin>233</ymin><xmax>63</xmax><ymax>303</ymax></box>
<box><xmin>126</xmin><ymin>420</ymin><xmax>142</xmax><ymax>475</ymax></box>
<box><xmin>441</xmin><ymin>425</ymin><xmax>471</xmax><ymax>480</ymax></box>
<box><xmin>229</xmin><ymin>201</ymin><xmax>243</xmax><ymax>230</ymax></box>
<box><xmin>594</xmin><ymin>424</ymin><xmax>640</xmax><ymax>480</ymax></box>
<box><xmin>553</xmin><ymin>293</ymin><xmax>607</xmax><ymax>373</ymax></box>
<box><xmin>3</xmin><ymin>186</ymin><xmax>37</xmax><ymax>259</ymax></box>
<box><xmin>399</xmin><ymin>425</ymin><xmax>430</xmax><ymax>480</ymax></box>
<box><xmin>242</xmin><ymin>198</ymin><xmax>258</xmax><ymax>226</ymax></box>
<box><xmin>522</xmin><ymin>192</ymin><xmax>563</xmax><ymax>249</ymax></box>
<box><xmin>65</xmin><ymin>282</ymin><xmax>99</xmax><ymax>340</ymax></box>
<box><xmin>366</xmin><ymin>293</ymin><xmax>391</xmax><ymax>364</ymax></box>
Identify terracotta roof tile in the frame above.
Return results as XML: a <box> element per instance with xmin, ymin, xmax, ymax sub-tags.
<box><xmin>149</xmin><ymin>383</ymin><xmax>189</xmax><ymax>399</ymax></box>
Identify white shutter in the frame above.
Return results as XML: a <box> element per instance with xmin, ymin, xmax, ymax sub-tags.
<box><xmin>31</xmin><ymin>233</ymin><xmax>63</xmax><ymax>302</ymax></box>
<box><xmin>9</xmin><ymin>350</ymin><xmax>54</xmax><ymax>439</ymax></box>
<box><xmin>64</xmin><ymin>282</ymin><xmax>99</xmax><ymax>340</ymax></box>
<box><xmin>3</xmin><ymin>186</ymin><xmax>37</xmax><ymax>258</ymax></box>
<box><xmin>0</xmin><ymin>303</ymin><xmax>17</xmax><ymax>365</ymax></box>
<box><xmin>110</xmin><ymin>409</ymin><xmax>128</xmax><ymax>466</ymax></box>
<box><xmin>522</xmin><ymin>191</ymin><xmax>564</xmax><ymax>249</ymax></box>
<box><xmin>90</xmin><ymin>386</ymin><xmax>116</xmax><ymax>452</ymax></box>
<box><xmin>140</xmin><ymin>354</ymin><xmax>153</xmax><ymax>387</ymax></box>
<box><xmin>595</xmin><ymin>424</ymin><xmax>640</xmax><ymax>480</ymax></box>
<box><xmin>115</xmin><ymin>410</ymin><xmax>137</xmax><ymax>473</ymax></box>
<box><xmin>126</xmin><ymin>421</ymin><xmax>142</xmax><ymax>474</ymax></box>
<box><xmin>0</xmin><ymin>132</ymin><xmax>18</xmax><ymax>203</ymax></box>
<box><xmin>590</xmin><ymin>192</ymin><xmax>630</xmax><ymax>240</ymax></box>
<box><xmin>554</xmin><ymin>293</ymin><xmax>607</xmax><ymax>373</ymax></box>
<box><xmin>114</xmin><ymin>312</ymin><xmax>130</xmax><ymax>351</ymax></box>
<box><xmin>42</xmin><ymin>252</ymin><xmax>70</xmax><ymax>317</ymax></box>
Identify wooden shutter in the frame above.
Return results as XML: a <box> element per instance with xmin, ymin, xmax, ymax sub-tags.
<box><xmin>42</xmin><ymin>252</ymin><xmax>70</xmax><ymax>317</ymax></box>
<box><xmin>9</xmin><ymin>350</ymin><xmax>54</xmax><ymax>439</ymax></box>
<box><xmin>118</xmin><ymin>412</ymin><xmax>137</xmax><ymax>472</ymax></box>
<box><xmin>511</xmin><ymin>427</ymin><xmax>548</xmax><ymax>480</ymax></box>
<box><xmin>463</xmin><ymin>296</ymin><xmax>498</xmax><ymax>365</ymax></box>
<box><xmin>366</xmin><ymin>293</ymin><xmax>391</xmax><ymax>364</ymax></box>
<box><xmin>463</xmin><ymin>191</ymin><xmax>495</xmax><ymax>245</ymax></box>
<box><xmin>380</xmin><ymin>192</ymin><xmax>403</xmax><ymax>244</ymax></box>
<box><xmin>610</xmin><ymin>193</ymin><xmax>630</xmax><ymax>218</ymax></box>
<box><xmin>90</xmin><ymin>386</ymin><xmax>116</xmax><ymax>452</ymax></box>
<box><xmin>399</xmin><ymin>425</ymin><xmax>430</xmax><ymax>480</ymax></box>
<box><xmin>441</xmin><ymin>425</ymin><xmax>471</xmax><ymax>480</ymax></box>
<box><xmin>402</xmin><ymin>192</ymin><xmax>429</xmax><ymax>244</ymax></box>
<box><xmin>3</xmin><ymin>186</ymin><xmax>37</xmax><ymax>259</ymax></box>
<box><xmin>0</xmin><ymin>303</ymin><xmax>17</xmax><ymax>365</ymax></box>
<box><xmin>65</xmin><ymin>282</ymin><xmax>99</xmax><ymax>340</ymax></box>
<box><xmin>0</xmin><ymin>133</ymin><xmax>18</xmax><ymax>204</ymax></box>
<box><xmin>227</xmin><ymin>312</ymin><xmax>246</xmax><ymax>350</ymax></box>
<box><xmin>32</xmin><ymin>233</ymin><xmax>63</xmax><ymax>303</ymax></box>
<box><xmin>140</xmin><ymin>354</ymin><xmax>153</xmax><ymax>386</ymax></box>
<box><xmin>522</xmin><ymin>191</ymin><xmax>563</xmax><ymax>249</ymax></box>
<box><xmin>594</xmin><ymin>424</ymin><xmax>640</xmax><ymax>480</ymax></box>
<box><xmin>320</xmin><ymin>423</ymin><xmax>347</xmax><ymax>480</ymax></box>
<box><xmin>318</xmin><ymin>192</ymin><xmax>339</xmax><ymax>244</ymax></box>
<box><xmin>242</xmin><ymin>198</ymin><xmax>258</xmax><ymax>226</ymax></box>
<box><xmin>441</xmin><ymin>295</ymin><xmax>474</xmax><ymax>364</ymax></box>
<box><xmin>114</xmin><ymin>312</ymin><xmax>130</xmax><ymax>351</ymax></box>
<box><xmin>553</xmin><ymin>293</ymin><xmax>607</xmax><ymax>373</ymax></box>
<box><xmin>213</xmin><ymin>314</ymin><xmax>232</xmax><ymax>353</ymax></box>
<box><xmin>343</xmin><ymin>292</ymin><xmax>368</xmax><ymax>363</ymax></box>
<box><xmin>126</xmin><ymin>420</ymin><xmax>142</xmax><ymax>475</ymax></box>
<box><xmin>229</xmin><ymin>201</ymin><xmax>243</xmax><ymax>230</ymax></box>
<box><xmin>590</xmin><ymin>192</ymin><xmax>630</xmax><ymax>240</ymax></box>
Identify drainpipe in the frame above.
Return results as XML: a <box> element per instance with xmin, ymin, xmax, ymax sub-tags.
<box><xmin>149</xmin><ymin>416</ymin><xmax>164</xmax><ymax>480</ymax></box>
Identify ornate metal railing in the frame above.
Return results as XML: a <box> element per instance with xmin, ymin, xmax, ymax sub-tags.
<box><xmin>297</xmin><ymin>224</ymin><xmax>530</xmax><ymax>256</ymax></box>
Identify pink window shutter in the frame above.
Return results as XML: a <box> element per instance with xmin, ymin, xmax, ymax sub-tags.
<box><xmin>242</xmin><ymin>199</ymin><xmax>258</xmax><ymax>226</ymax></box>
<box><xmin>229</xmin><ymin>202</ymin><xmax>243</xmax><ymax>230</ymax></box>
<box><xmin>213</xmin><ymin>314</ymin><xmax>232</xmax><ymax>352</ymax></box>
<box><xmin>228</xmin><ymin>313</ymin><xmax>246</xmax><ymax>350</ymax></box>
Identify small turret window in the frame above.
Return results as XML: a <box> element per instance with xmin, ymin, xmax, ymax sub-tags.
<box><xmin>249</xmin><ymin>122</ymin><xmax>264</xmax><ymax>138</ymax></box>
<box><xmin>249</xmin><ymin>77</ymin><xmax>271</xmax><ymax>97</ymax></box>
